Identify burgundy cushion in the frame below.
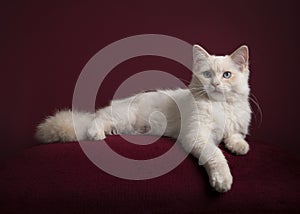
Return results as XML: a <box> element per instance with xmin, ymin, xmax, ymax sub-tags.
<box><xmin>0</xmin><ymin>136</ymin><xmax>299</xmax><ymax>213</ymax></box>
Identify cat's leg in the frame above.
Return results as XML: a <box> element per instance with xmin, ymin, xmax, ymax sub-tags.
<box><xmin>86</xmin><ymin>89</ymin><xmax>182</xmax><ymax>140</ymax></box>
<box><xmin>86</xmin><ymin>109</ymin><xmax>113</xmax><ymax>141</ymax></box>
<box><xmin>205</xmin><ymin>149</ymin><xmax>232</xmax><ymax>192</ymax></box>
<box><xmin>191</xmin><ymin>140</ymin><xmax>233</xmax><ymax>192</ymax></box>
<box><xmin>132</xmin><ymin>117</ymin><xmax>151</xmax><ymax>134</ymax></box>
<box><xmin>183</xmin><ymin>125</ymin><xmax>233</xmax><ymax>192</ymax></box>
<box><xmin>87</xmin><ymin>97</ymin><xmax>138</xmax><ymax>141</ymax></box>
<box><xmin>224</xmin><ymin>133</ymin><xmax>249</xmax><ymax>155</ymax></box>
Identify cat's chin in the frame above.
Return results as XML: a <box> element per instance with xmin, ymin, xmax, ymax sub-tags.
<box><xmin>207</xmin><ymin>92</ymin><xmax>227</xmax><ymax>102</ymax></box>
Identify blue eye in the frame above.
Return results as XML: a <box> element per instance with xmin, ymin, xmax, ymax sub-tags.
<box><xmin>223</xmin><ymin>71</ymin><xmax>232</xmax><ymax>79</ymax></box>
<box><xmin>203</xmin><ymin>71</ymin><xmax>212</xmax><ymax>78</ymax></box>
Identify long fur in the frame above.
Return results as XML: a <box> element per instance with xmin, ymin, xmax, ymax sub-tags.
<box><xmin>36</xmin><ymin>45</ymin><xmax>252</xmax><ymax>192</ymax></box>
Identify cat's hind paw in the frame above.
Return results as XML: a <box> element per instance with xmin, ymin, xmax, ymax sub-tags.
<box><xmin>87</xmin><ymin>123</ymin><xmax>106</xmax><ymax>141</ymax></box>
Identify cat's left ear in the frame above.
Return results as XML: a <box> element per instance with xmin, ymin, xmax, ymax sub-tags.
<box><xmin>193</xmin><ymin>45</ymin><xmax>210</xmax><ymax>64</ymax></box>
<box><xmin>230</xmin><ymin>45</ymin><xmax>249</xmax><ymax>71</ymax></box>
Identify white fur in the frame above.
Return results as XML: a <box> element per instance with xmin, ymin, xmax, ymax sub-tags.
<box><xmin>36</xmin><ymin>45</ymin><xmax>251</xmax><ymax>193</ymax></box>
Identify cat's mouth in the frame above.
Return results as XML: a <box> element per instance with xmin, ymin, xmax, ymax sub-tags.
<box><xmin>207</xmin><ymin>87</ymin><xmax>229</xmax><ymax>101</ymax></box>
<box><xmin>211</xmin><ymin>87</ymin><xmax>225</xmax><ymax>93</ymax></box>
<box><xmin>208</xmin><ymin>91</ymin><xmax>227</xmax><ymax>101</ymax></box>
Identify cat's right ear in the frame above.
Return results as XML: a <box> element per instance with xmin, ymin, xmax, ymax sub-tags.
<box><xmin>193</xmin><ymin>45</ymin><xmax>210</xmax><ymax>64</ymax></box>
<box><xmin>230</xmin><ymin>45</ymin><xmax>249</xmax><ymax>71</ymax></box>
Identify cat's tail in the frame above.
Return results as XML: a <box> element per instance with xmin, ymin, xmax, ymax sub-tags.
<box><xmin>35</xmin><ymin>110</ymin><xmax>93</xmax><ymax>143</ymax></box>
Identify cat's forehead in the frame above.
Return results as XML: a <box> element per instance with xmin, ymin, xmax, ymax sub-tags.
<box><xmin>206</xmin><ymin>55</ymin><xmax>235</xmax><ymax>72</ymax></box>
<box><xmin>210</xmin><ymin>55</ymin><xmax>230</xmax><ymax>65</ymax></box>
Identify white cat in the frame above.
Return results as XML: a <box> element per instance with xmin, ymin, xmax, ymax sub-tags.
<box><xmin>36</xmin><ymin>45</ymin><xmax>251</xmax><ymax>192</ymax></box>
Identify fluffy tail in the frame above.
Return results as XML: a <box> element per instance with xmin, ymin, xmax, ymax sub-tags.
<box><xmin>35</xmin><ymin>110</ymin><xmax>93</xmax><ymax>143</ymax></box>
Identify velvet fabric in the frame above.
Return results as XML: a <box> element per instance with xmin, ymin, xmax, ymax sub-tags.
<box><xmin>0</xmin><ymin>136</ymin><xmax>299</xmax><ymax>213</ymax></box>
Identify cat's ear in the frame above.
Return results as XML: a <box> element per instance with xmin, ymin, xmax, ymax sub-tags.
<box><xmin>230</xmin><ymin>45</ymin><xmax>249</xmax><ymax>71</ymax></box>
<box><xmin>193</xmin><ymin>45</ymin><xmax>210</xmax><ymax>64</ymax></box>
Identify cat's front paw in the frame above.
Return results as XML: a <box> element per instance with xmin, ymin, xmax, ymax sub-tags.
<box><xmin>224</xmin><ymin>135</ymin><xmax>249</xmax><ymax>155</ymax></box>
<box><xmin>225</xmin><ymin>138</ymin><xmax>249</xmax><ymax>155</ymax></box>
<box><xmin>208</xmin><ymin>164</ymin><xmax>233</xmax><ymax>193</ymax></box>
<box><xmin>87</xmin><ymin>123</ymin><xmax>106</xmax><ymax>141</ymax></box>
<box><xmin>210</xmin><ymin>171</ymin><xmax>233</xmax><ymax>193</ymax></box>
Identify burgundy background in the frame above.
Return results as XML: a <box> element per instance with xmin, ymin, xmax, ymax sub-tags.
<box><xmin>1</xmin><ymin>0</ymin><xmax>299</xmax><ymax>160</ymax></box>
<box><xmin>0</xmin><ymin>0</ymin><xmax>299</xmax><ymax>213</ymax></box>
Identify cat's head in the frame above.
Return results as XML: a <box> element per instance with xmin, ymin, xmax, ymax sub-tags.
<box><xmin>190</xmin><ymin>45</ymin><xmax>250</xmax><ymax>101</ymax></box>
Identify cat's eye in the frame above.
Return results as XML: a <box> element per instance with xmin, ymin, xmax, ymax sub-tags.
<box><xmin>202</xmin><ymin>71</ymin><xmax>212</xmax><ymax>78</ymax></box>
<box><xmin>223</xmin><ymin>71</ymin><xmax>232</xmax><ymax>79</ymax></box>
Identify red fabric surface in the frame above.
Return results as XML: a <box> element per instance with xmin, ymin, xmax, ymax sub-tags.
<box><xmin>0</xmin><ymin>136</ymin><xmax>299</xmax><ymax>213</ymax></box>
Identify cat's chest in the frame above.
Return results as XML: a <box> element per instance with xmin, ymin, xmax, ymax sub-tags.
<box><xmin>199</xmin><ymin>101</ymin><xmax>250</xmax><ymax>138</ymax></box>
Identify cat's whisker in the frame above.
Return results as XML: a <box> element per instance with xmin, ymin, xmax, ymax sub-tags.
<box><xmin>190</xmin><ymin>89</ymin><xmax>205</xmax><ymax>95</ymax></box>
<box><xmin>192</xmin><ymin>89</ymin><xmax>207</xmax><ymax>99</ymax></box>
<box><xmin>189</xmin><ymin>86</ymin><xmax>206</xmax><ymax>93</ymax></box>
<box><xmin>249</xmin><ymin>93</ymin><xmax>263</xmax><ymax>127</ymax></box>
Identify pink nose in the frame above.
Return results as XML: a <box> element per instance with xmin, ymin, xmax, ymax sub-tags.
<box><xmin>212</xmin><ymin>82</ymin><xmax>220</xmax><ymax>87</ymax></box>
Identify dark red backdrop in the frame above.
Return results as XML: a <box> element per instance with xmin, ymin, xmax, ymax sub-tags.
<box><xmin>1</xmin><ymin>0</ymin><xmax>299</xmax><ymax>161</ymax></box>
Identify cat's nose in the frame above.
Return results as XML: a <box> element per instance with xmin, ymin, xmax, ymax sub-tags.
<box><xmin>212</xmin><ymin>82</ymin><xmax>220</xmax><ymax>87</ymax></box>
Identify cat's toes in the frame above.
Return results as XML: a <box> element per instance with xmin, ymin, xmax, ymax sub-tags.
<box><xmin>225</xmin><ymin>139</ymin><xmax>249</xmax><ymax>155</ymax></box>
<box><xmin>134</xmin><ymin>125</ymin><xmax>151</xmax><ymax>134</ymax></box>
<box><xmin>209</xmin><ymin>167</ymin><xmax>233</xmax><ymax>193</ymax></box>
<box><xmin>87</xmin><ymin>125</ymin><xmax>106</xmax><ymax>141</ymax></box>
